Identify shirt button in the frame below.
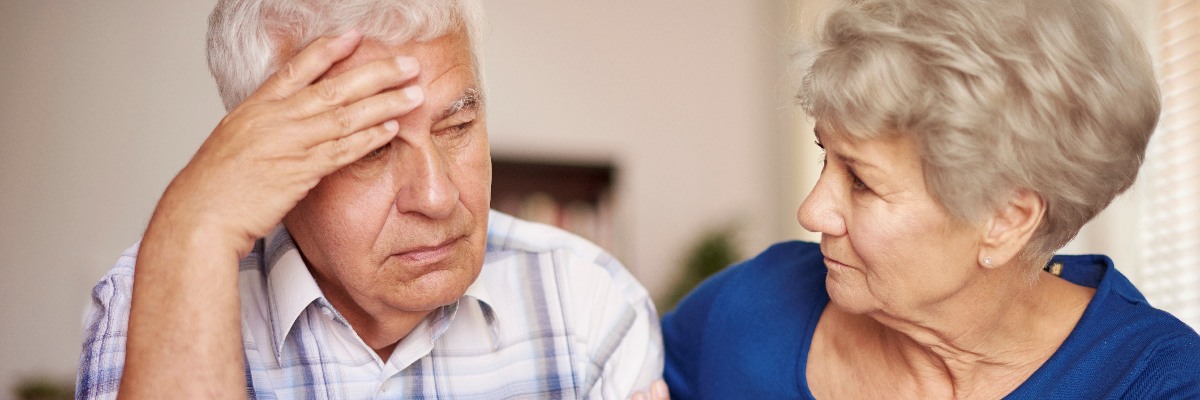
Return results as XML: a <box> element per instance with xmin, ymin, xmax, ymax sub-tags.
<box><xmin>321</xmin><ymin>308</ymin><xmax>334</xmax><ymax>319</ymax></box>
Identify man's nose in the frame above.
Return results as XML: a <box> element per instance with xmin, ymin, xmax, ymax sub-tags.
<box><xmin>392</xmin><ymin>138</ymin><xmax>458</xmax><ymax>219</ymax></box>
<box><xmin>797</xmin><ymin>173</ymin><xmax>847</xmax><ymax>236</ymax></box>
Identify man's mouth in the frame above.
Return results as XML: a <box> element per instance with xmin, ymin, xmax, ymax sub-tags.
<box><xmin>392</xmin><ymin>236</ymin><xmax>463</xmax><ymax>265</ymax></box>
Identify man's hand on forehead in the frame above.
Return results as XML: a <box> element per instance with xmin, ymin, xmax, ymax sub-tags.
<box><xmin>161</xmin><ymin>30</ymin><xmax>428</xmax><ymax>254</ymax></box>
<box><xmin>121</xmin><ymin>30</ymin><xmax>430</xmax><ymax>398</ymax></box>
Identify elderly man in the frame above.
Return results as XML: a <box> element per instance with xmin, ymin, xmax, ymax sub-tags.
<box><xmin>76</xmin><ymin>0</ymin><xmax>662</xmax><ymax>398</ymax></box>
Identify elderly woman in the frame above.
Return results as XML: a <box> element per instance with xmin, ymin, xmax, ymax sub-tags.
<box><xmin>659</xmin><ymin>0</ymin><xmax>1200</xmax><ymax>398</ymax></box>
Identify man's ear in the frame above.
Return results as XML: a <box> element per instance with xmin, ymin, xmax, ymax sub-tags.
<box><xmin>978</xmin><ymin>188</ymin><xmax>1045</xmax><ymax>269</ymax></box>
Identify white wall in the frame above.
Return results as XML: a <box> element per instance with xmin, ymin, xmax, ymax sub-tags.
<box><xmin>481</xmin><ymin>1</ymin><xmax>799</xmax><ymax>303</ymax></box>
<box><xmin>0</xmin><ymin>1</ymin><xmax>800</xmax><ymax>392</ymax></box>
<box><xmin>0</xmin><ymin>0</ymin><xmax>224</xmax><ymax>393</ymax></box>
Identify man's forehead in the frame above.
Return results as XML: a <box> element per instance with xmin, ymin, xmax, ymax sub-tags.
<box><xmin>319</xmin><ymin>32</ymin><xmax>474</xmax><ymax>83</ymax></box>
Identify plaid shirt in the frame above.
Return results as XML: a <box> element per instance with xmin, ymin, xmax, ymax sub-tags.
<box><xmin>77</xmin><ymin>210</ymin><xmax>663</xmax><ymax>399</ymax></box>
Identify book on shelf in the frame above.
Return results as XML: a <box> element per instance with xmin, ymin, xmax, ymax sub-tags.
<box><xmin>490</xmin><ymin>158</ymin><xmax>616</xmax><ymax>250</ymax></box>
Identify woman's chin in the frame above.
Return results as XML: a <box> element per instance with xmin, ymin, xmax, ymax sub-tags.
<box><xmin>825</xmin><ymin>278</ymin><xmax>876</xmax><ymax>315</ymax></box>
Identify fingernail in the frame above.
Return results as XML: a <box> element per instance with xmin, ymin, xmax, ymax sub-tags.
<box><xmin>631</xmin><ymin>393</ymin><xmax>646</xmax><ymax>400</ymax></box>
<box><xmin>395</xmin><ymin>56</ymin><xmax>419</xmax><ymax>72</ymax></box>
<box><xmin>653</xmin><ymin>381</ymin><xmax>669</xmax><ymax>398</ymax></box>
<box><xmin>383</xmin><ymin>120</ymin><xmax>399</xmax><ymax>133</ymax></box>
<box><xmin>401</xmin><ymin>86</ymin><xmax>423</xmax><ymax>102</ymax></box>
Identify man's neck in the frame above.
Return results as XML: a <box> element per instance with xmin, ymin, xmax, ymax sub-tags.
<box><xmin>314</xmin><ymin>280</ymin><xmax>434</xmax><ymax>363</ymax></box>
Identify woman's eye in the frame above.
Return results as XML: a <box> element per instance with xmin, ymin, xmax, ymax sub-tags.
<box><xmin>850</xmin><ymin>173</ymin><xmax>869</xmax><ymax>191</ymax></box>
<box><xmin>814</xmin><ymin>141</ymin><xmax>828</xmax><ymax>171</ymax></box>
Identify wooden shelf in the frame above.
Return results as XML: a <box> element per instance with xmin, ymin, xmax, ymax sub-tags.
<box><xmin>491</xmin><ymin>158</ymin><xmax>616</xmax><ymax>248</ymax></box>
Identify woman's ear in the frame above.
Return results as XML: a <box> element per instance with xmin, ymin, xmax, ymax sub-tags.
<box><xmin>979</xmin><ymin>188</ymin><xmax>1045</xmax><ymax>269</ymax></box>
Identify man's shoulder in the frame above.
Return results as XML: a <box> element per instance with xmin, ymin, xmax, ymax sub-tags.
<box><xmin>95</xmin><ymin>239</ymin><xmax>269</xmax><ymax>278</ymax></box>
<box><xmin>78</xmin><ymin>244</ymin><xmax>142</xmax><ymax>399</ymax></box>
<box><xmin>472</xmin><ymin>211</ymin><xmax>662</xmax><ymax>394</ymax></box>
<box><xmin>83</xmin><ymin>242</ymin><xmax>143</xmax><ymax>323</ymax></box>
<box><xmin>478</xmin><ymin>209</ymin><xmax>651</xmax><ymax>316</ymax></box>
<box><xmin>100</xmin><ymin>242</ymin><xmax>143</xmax><ymax>278</ymax></box>
<box><xmin>483</xmin><ymin>210</ymin><xmax>636</xmax><ymax>291</ymax></box>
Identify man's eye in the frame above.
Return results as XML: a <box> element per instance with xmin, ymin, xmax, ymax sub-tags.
<box><xmin>440</xmin><ymin>121</ymin><xmax>473</xmax><ymax>135</ymax></box>
<box><xmin>362</xmin><ymin>142</ymin><xmax>391</xmax><ymax>161</ymax></box>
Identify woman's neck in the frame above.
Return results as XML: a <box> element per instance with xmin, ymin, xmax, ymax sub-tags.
<box><xmin>810</xmin><ymin>270</ymin><xmax>1094</xmax><ymax>399</ymax></box>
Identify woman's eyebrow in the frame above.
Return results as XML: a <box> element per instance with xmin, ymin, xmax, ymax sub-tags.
<box><xmin>814</xmin><ymin>126</ymin><xmax>880</xmax><ymax>171</ymax></box>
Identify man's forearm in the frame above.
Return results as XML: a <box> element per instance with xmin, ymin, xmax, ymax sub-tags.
<box><xmin>119</xmin><ymin>205</ymin><xmax>246</xmax><ymax>398</ymax></box>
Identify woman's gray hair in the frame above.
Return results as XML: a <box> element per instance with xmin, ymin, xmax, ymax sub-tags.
<box><xmin>797</xmin><ymin>0</ymin><xmax>1160</xmax><ymax>268</ymax></box>
<box><xmin>207</xmin><ymin>0</ymin><xmax>486</xmax><ymax>111</ymax></box>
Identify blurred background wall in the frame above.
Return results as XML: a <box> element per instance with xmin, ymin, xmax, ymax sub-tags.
<box><xmin>0</xmin><ymin>0</ymin><xmax>1186</xmax><ymax>397</ymax></box>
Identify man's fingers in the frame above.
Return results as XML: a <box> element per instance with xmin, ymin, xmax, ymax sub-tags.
<box><xmin>283</xmin><ymin>55</ymin><xmax>422</xmax><ymax>119</ymax></box>
<box><xmin>247</xmin><ymin>30</ymin><xmax>362</xmax><ymax>104</ymax></box>
<box><xmin>297</xmin><ymin>85</ymin><xmax>424</xmax><ymax>146</ymax></box>
<box><xmin>652</xmin><ymin>380</ymin><xmax>670</xmax><ymax>400</ymax></box>
<box><xmin>628</xmin><ymin>380</ymin><xmax>669</xmax><ymax>400</ymax></box>
<box><xmin>312</xmin><ymin>120</ymin><xmax>401</xmax><ymax>172</ymax></box>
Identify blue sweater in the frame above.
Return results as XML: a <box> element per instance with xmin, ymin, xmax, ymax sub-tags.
<box><xmin>662</xmin><ymin>241</ymin><xmax>1200</xmax><ymax>399</ymax></box>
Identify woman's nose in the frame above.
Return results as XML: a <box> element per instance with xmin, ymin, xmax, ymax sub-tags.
<box><xmin>797</xmin><ymin>173</ymin><xmax>847</xmax><ymax>236</ymax></box>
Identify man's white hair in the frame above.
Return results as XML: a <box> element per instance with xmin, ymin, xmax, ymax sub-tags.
<box><xmin>207</xmin><ymin>0</ymin><xmax>486</xmax><ymax>111</ymax></box>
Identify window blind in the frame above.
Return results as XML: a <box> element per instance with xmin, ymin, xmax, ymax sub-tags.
<box><xmin>1141</xmin><ymin>0</ymin><xmax>1200</xmax><ymax>329</ymax></box>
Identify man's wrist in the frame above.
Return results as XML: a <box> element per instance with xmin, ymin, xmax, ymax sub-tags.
<box><xmin>143</xmin><ymin>201</ymin><xmax>251</xmax><ymax>261</ymax></box>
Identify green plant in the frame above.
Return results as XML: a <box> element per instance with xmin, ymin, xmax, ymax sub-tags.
<box><xmin>14</xmin><ymin>376</ymin><xmax>73</xmax><ymax>400</ymax></box>
<box><xmin>661</xmin><ymin>227</ymin><xmax>742</xmax><ymax>312</ymax></box>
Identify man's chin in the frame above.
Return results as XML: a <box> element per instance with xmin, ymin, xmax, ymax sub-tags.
<box><xmin>387</xmin><ymin>267</ymin><xmax>479</xmax><ymax>309</ymax></box>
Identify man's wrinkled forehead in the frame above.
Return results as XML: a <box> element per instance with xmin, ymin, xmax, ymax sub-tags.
<box><xmin>317</xmin><ymin>31</ymin><xmax>475</xmax><ymax>84</ymax></box>
<box><xmin>309</xmin><ymin>31</ymin><xmax>482</xmax><ymax>125</ymax></box>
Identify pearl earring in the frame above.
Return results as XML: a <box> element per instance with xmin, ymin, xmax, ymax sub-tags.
<box><xmin>983</xmin><ymin>256</ymin><xmax>993</xmax><ymax>267</ymax></box>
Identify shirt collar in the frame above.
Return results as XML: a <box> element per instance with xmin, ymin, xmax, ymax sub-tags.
<box><xmin>461</xmin><ymin>246</ymin><xmax>510</xmax><ymax>348</ymax></box>
<box><xmin>263</xmin><ymin>225</ymin><xmax>324</xmax><ymax>358</ymax></box>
